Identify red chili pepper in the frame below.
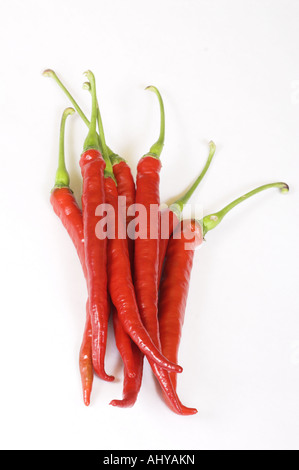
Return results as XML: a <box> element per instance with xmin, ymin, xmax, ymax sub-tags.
<box><xmin>134</xmin><ymin>86</ymin><xmax>165</xmax><ymax>343</ymax></box>
<box><xmin>110</xmin><ymin>155</ymin><xmax>144</xmax><ymax>407</ymax></box>
<box><xmin>44</xmin><ymin>73</ymin><xmax>175</xmax><ymax>402</ymax></box>
<box><xmin>85</xmin><ymin>81</ymin><xmax>137</xmax><ymax>358</ymax></box>
<box><xmin>43</xmin><ymin>71</ymin><xmax>135</xmax><ymax>267</ymax></box>
<box><xmin>158</xmin><ymin>220</ymin><xmax>203</xmax><ymax>390</ymax></box>
<box><xmin>50</xmin><ymin>107</ymin><xmax>93</xmax><ymax>406</ymax></box>
<box><xmin>158</xmin><ymin>140</ymin><xmax>216</xmax><ymax>283</ymax></box>
<box><xmin>134</xmin><ymin>153</ymin><xmax>162</xmax><ymax>340</ymax></box>
<box><xmin>91</xmin><ymin>82</ymin><xmax>182</xmax><ymax>375</ymax></box>
<box><xmin>79</xmin><ymin>71</ymin><xmax>113</xmax><ymax>382</ymax></box>
<box><xmin>110</xmin><ymin>309</ymin><xmax>143</xmax><ymax>408</ymax></box>
<box><xmin>44</xmin><ymin>69</ymin><xmax>135</xmax><ymax>273</ymax></box>
<box><xmin>79</xmin><ymin>301</ymin><xmax>93</xmax><ymax>406</ymax></box>
<box><xmin>97</xmin><ymin>133</ymin><xmax>143</xmax><ymax>403</ymax></box>
<box><xmin>133</xmin><ymin>86</ymin><xmax>197</xmax><ymax>414</ymax></box>
<box><xmin>159</xmin><ymin>182</ymin><xmax>289</xmax><ymax>391</ymax></box>
<box><xmin>111</xmin><ymin>155</ymin><xmax>136</xmax><ymax>269</ymax></box>
<box><xmin>105</xmin><ymin>172</ymin><xmax>144</xmax><ymax>406</ymax></box>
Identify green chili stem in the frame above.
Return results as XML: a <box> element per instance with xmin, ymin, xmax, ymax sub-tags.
<box><xmin>82</xmin><ymin>71</ymin><xmax>101</xmax><ymax>152</ymax></box>
<box><xmin>53</xmin><ymin>107</ymin><xmax>75</xmax><ymax>189</ymax></box>
<box><xmin>83</xmin><ymin>81</ymin><xmax>115</xmax><ymax>178</ymax></box>
<box><xmin>202</xmin><ymin>182</ymin><xmax>289</xmax><ymax>237</ymax></box>
<box><xmin>43</xmin><ymin>69</ymin><xmax>102</xmax><ymax>152</ymax></box>
<box><xmin>170</xmin><ymin>141</ymin><xmax>216</xmax><ymax>218</ymax></box>
<box><xmin>146</xmin><ymin>86</ymin><xmax>165</xmax><ymax>159</ymax></box>
<box><xmin>43</xmin><ymin>69</ymin><xmax>90</xmax><ymax>127</ymax></box>
<box><xmin>96</xmin><ymin>100</ymin><xmax>110</xmax><ymax>162</ymax></box>
<box><xmin>98</xmin><ymin>106</ymin><xmax>115</xmax><ymax>177</ymax></box>
<box><xmin>83</xmin><ymin>81</ymin><xmax>116</xmax><ymax>157</ymax></box>
<box><xmin>110</xmin><ymin>154</ymin><xmax>126</xmax><ymax>166</ymax></box>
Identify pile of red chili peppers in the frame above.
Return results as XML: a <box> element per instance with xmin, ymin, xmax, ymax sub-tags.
<box><xmin>44</xmin><ymin>69</ymin><xmax>289</xmax><ymax>414</ymax></box>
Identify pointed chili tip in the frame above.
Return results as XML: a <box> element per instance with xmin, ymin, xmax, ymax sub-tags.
<box><xmin>42</xmin><ymin>69</ymin><xmax>55</xmax><ymax>78</ymax></box>
<box><xmin>180</xmin><ymin>407</ymin><xmax>198</xmax><ymax>416</ymax></box>
<box><xmin>109</xmin><ymin>398</ymin><xmax>135</xmax><ymax>408</ymax></box>
<box><xmin>128</xmin><ymin>371</ymin><xmax>137</xmax><ymax>379</ymax></box>
<box><xmin>103</xmin><ymin>374</ymin><xmax>115</xmax><ymax>382</ymax></box>
<box><xmin>83</xmin><ymin>396</ymin><xmax>91</xmax><ymax>406</ymax></box>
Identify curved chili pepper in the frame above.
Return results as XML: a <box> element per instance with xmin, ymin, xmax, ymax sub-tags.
<box><xmin>133</xmin><ymin>86</ymin><xmax>196</xmax><ymax>415</ymax></box>
<box><xmin>158</xmin><ymin>220</ymin><xmax>202</xmax><ymax>390</ymax></box>
<box><xmin>50</xmin><ymin>107</ymin><xmax>93</xmax><ymax>406</ymax></box>
<box><xmin>44</xmin><ymin>70</ymin><xmax>135</xmax><ymax>272</ymax></box>
<box><xmin>79</xmin><ymin>301</ymin><xmax>93</xmax><ymax>406</ymax></box>
<box><xmin>111</xmin><ymin>307</ymin><xmax>137</xmax><ymax>379</ymax></box>
<box><xmin>51</xmin><ymin>185</ymin><xmax>93</xmax><ymax>404</ymax></box>
<box><xmin>43</xmin><ymin>70</ymin><xmax>135</xmax><ymax>265</ymax></box>
<box><xmin>159</xmin><ymin>182</ymin><xmax>289</xmax><ymax>390</ymax></box>
<box><xmin>104</xmin><ymin>167</ymin><xmax>180</xmax><ymax>374</ymax></box>
<box><xmin>110</xmin><ymin>309</ymin><xmax>143</xmax><ymax>408</ymax></box>
<box><xmin>110</xmin><ymin>155</ymin><xmax>144</xmax><ymax>407</ymax></box>
<box><xmin>134</xmin><ymin>86</ymin><xmax>165</xmax><ymax>342</ymax></box>
<box><xmin>91</xmin><ymin>81</ymin><xmax>181</xmax><ymax>375</ymax></box>
<box><xmin>158</xmin><ymin>140</ymin><xmax>216</xmax><ymax>283</ymax></box>
<box><xmin>79</xmin><ymin>71</ymin><xmax>113</xmax><ymax>382</ymax></box>
<box><xmin>44</xmin><ymin>73</ymin><xmax>177</xmax><ymax>399</ymax></box>
<box><xmin>110</xmin><ymin>155</ymin><xmax>136</xmax><ymax>269</ymax></box>
<box><xmin>134</xmin><ymin>154</ymin><xmax>162</xmax><ymax>338</ymax></box>
<box><xmin>83</xmin><ymin>80</ymin><xmax>146</xmax><ymax>405</ymax></box>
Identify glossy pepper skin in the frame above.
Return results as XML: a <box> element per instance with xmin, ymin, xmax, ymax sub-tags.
<box><xmin>134</xmin><ymin>156</ymin><xmax>162</xmax><ymax>342</ymax></box>
<box><xmin>110</xmin><ymin>309</ymin><xmax>143</xmax><ymax>408</ymax></box>
<box><xmin>133</xmin><ymin>84</ymin><xmax>197</xmax><ymax>414</ymax></box>
<box><xmin>158</xmin><ymin>141</ymin><xmax>216</xmax><ymax>284</ymax></box>
<box><xmin>159</xmin><ymin>181</ymin><xmax>290</xmax><ymax>392</ymax></box>
<box><xmin>158</xmin><ymin>220</ymin><xmax>203</xmax><ymax>391</ymax></box>
<box><xmin>51</xmin><ymin>188</ymin><xmax>86</xmax><ymax>273</ymax></box>
<box><xmin>158</xmin><ymin>207</ymin><xmax>180</xmax><ymax>283</ymax></box>
<box><xmin>92</xmin><ymin>78</ymin><xmax>181</xmax><ymax>380</ymax></box>
<box><xmin>110</xmin><ymin>158</ymin><xmax>144</xmax><ymax>407</ymax></box>
<box><xmin>104</xmin><ymin>175</ymin><xmax>180</xmax><ymax>374</ymax></box>
<box><xmin>112</xmin><ymin>308</ymin><xmax>137</xmax><ymax>379</ymax></box>
<box><xmin>50</xmin><ymin>187</ymin><xmax>93</xmax><ymax>406</ymax></box>
<box><xmin>80</xmin><ymin>148</ymin><xmax>113</xmax><ymax>382</ymax></box>
<box><xmin>112</xmin><ymin>159</ymin><xmax>136</xmax><ymax>269</ymax></box>
<box><xmin>134</xmin><ymin>156</ymin><xmax>195</xmax><ymax>415</ymax></box>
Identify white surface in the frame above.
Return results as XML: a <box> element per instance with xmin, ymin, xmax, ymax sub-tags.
<box><xmin>0</xmin><ymin>0</ymin><xmax>298</xmax><ymax>451</ymax></box>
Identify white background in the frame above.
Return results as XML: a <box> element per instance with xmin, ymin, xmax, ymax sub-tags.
<box><xmin>0</xmin><ymin>0</ymin><xmax>298</xmax><ymax>451</ymax></box>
